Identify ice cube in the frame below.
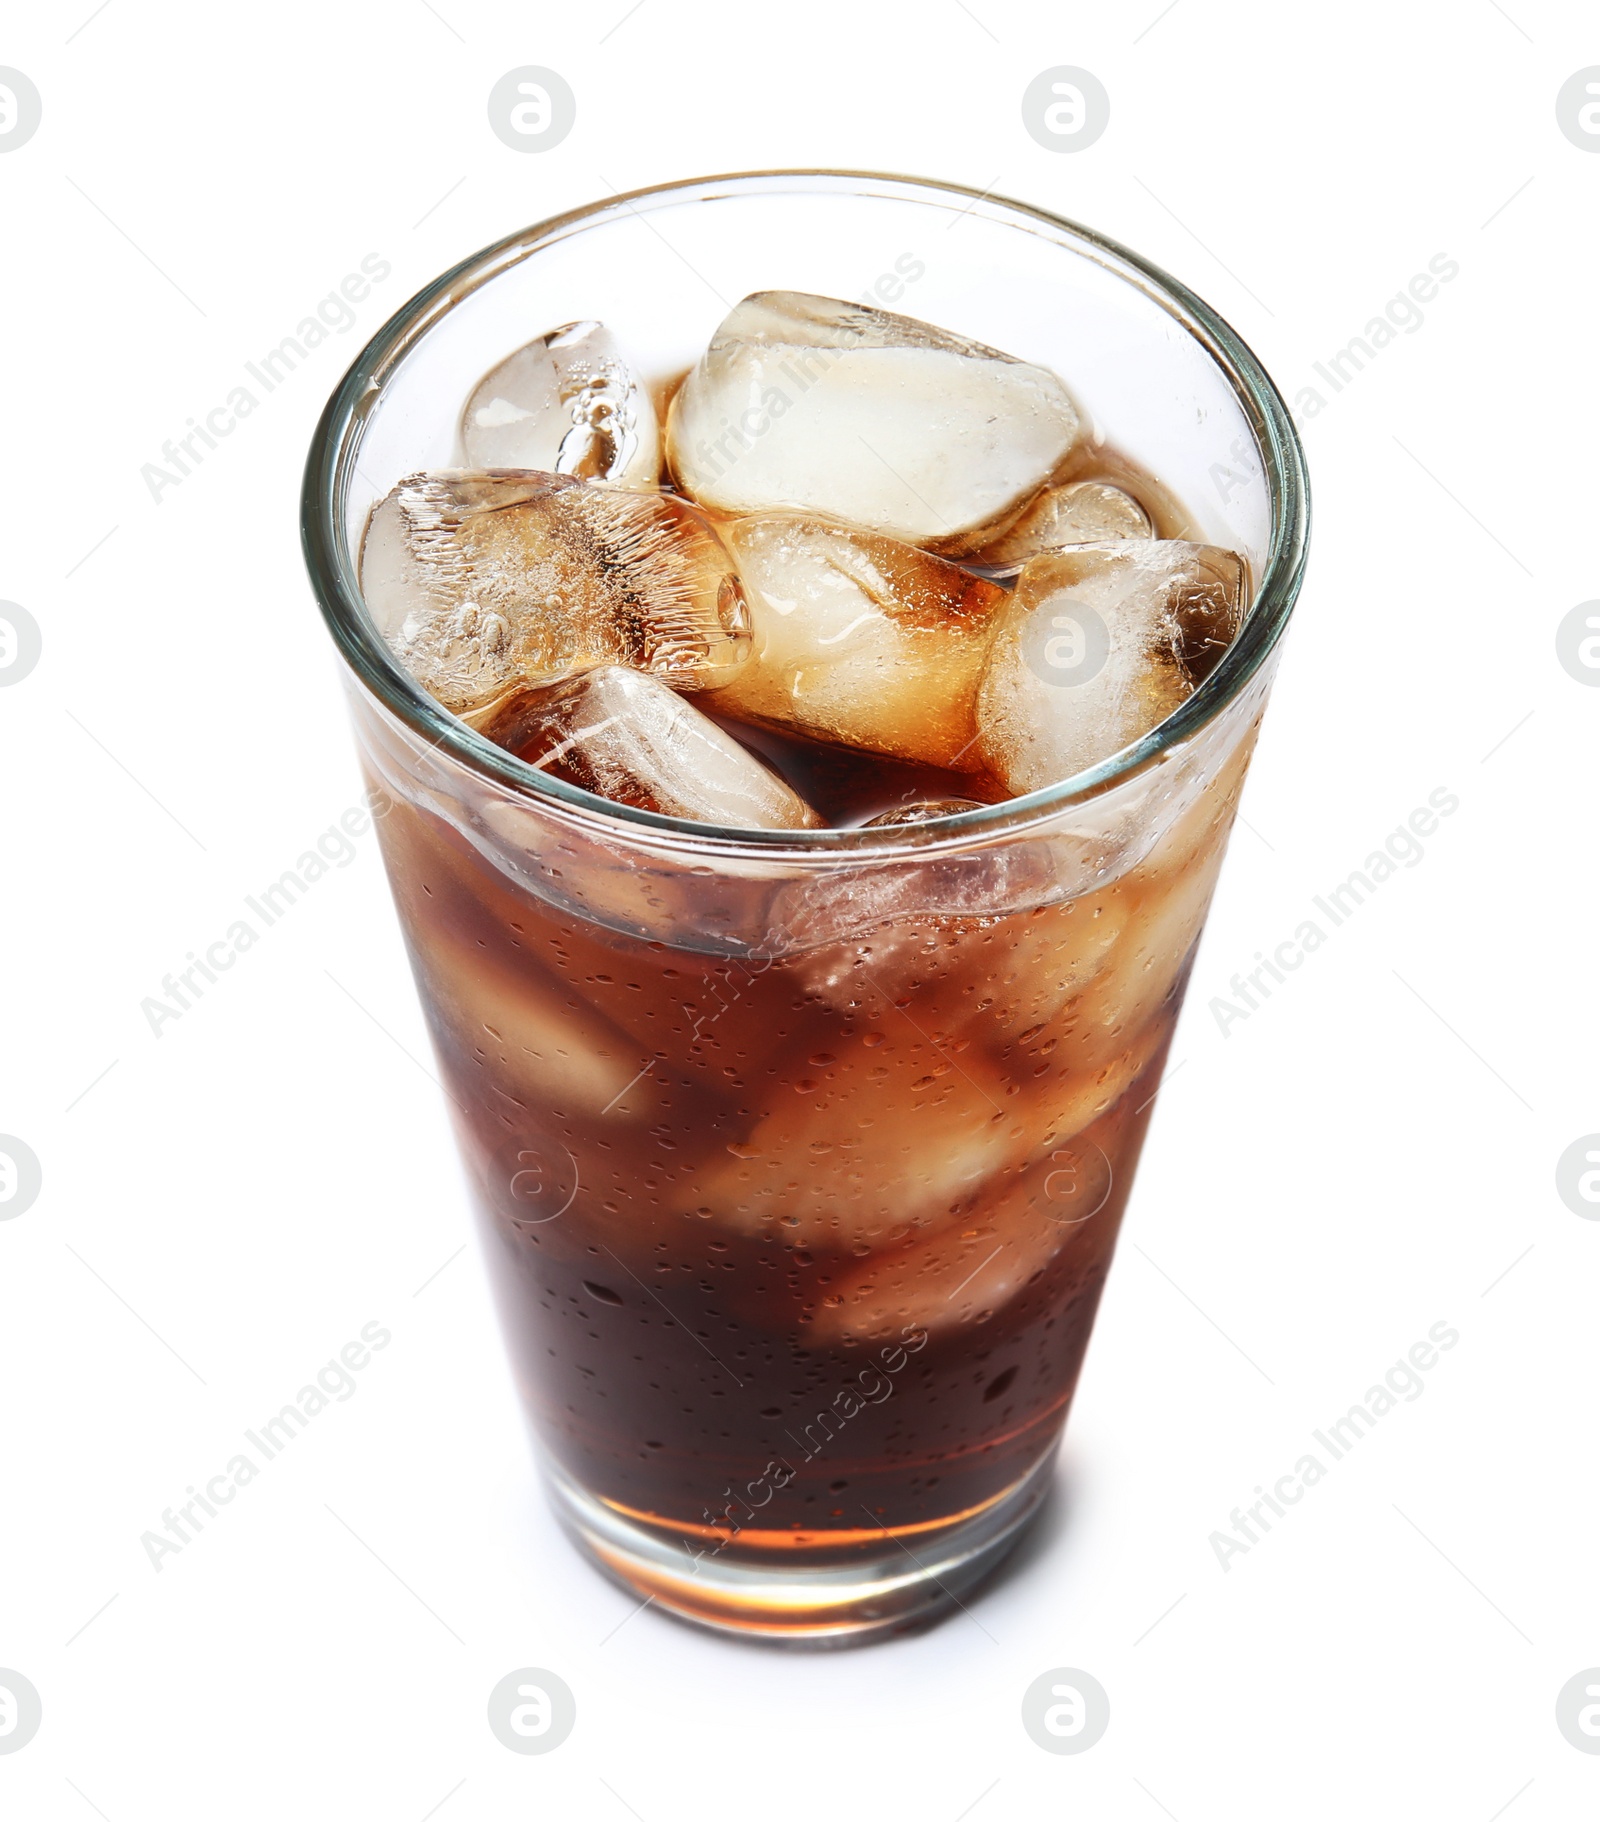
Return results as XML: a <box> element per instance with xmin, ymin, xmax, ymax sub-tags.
<box><xmin>695</xmin><ymin>1026</ymin><xmax>1025</xmax><ymax>1251</ymax></box>
<box><xmin>666</xmin><ymin>291</ymin><xmax>1083</xmax><ymax>551</ymax></box>
<box><xmin>1063</xmin><ymin>836</ymin><xmax>1227</xmax><ymax>1058</ymax></box>
<box><xmin>412</xmin><ymin>924</ymin><xmax>651</xmax><ymax>1121</ymax></box>
<box><xmin>792</xmin><ymin>894</ymin><xmax>1129</xmax><ymax>1048</ymax></box>
<box><xmin>707</xmin><ymin>514</ymin><xmax>1008</xmax><ymax>769</ymax></box>
<box><xmin>460</xmin><ymin>320</ymin><xmax>660</xmax><ymax>488</ymax></box>
<box><xmin>469</xmin><ymin>665</ymin><xmax>823</xmax><ymax>831</ymax></box>
<box><xmin>972</xmin><ymin>479</ymin><xmax>1153</xmax><ymax>576</ymax></box>
<box><xmin>975</xmin><ymin>541</ymin><xmax>1246</xmax><ymax>795</ymax></box>
<box><xmin>810</xmin><ymin>1096</ymin><xmax>1134</xmax><ymax>1345</ymax></box>
<box><xmin>360</xmin><ymin>470</ymin><xmax>751</xmax><ymax>716</ymax></box>
<box><xmin>1019</xmin><ymin>995</ymin><xmax>1172</xmax><ymax>1154</ymax></box>
<box><xmin>862</xmin><ymin>798</ymin><xmax>987</xmax><ymax>827</ymax></box>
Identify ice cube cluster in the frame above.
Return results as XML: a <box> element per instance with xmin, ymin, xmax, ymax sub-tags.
<box><xmin>360</xmin><ymin>291</ymin><xmax>1248</xmax><ymax>831</ymax></box>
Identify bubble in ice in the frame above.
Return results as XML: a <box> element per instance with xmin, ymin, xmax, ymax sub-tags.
<box><xmin>461</xmin><ymin>321</ymin><xmax>661</xmax><ymax>487</ymax></box>
<box><xmin>976</xmin><ymin>541</ymin><xmax>1247</xmax><ymax>795</ymax></box>
<box><xmin>709</xmin><ymin>513</ymin><xmax>1008</xmax><ymax>770</ymax></box>
<box><xmin>666</xmin><ymin>291</ymin><xmax>1084</xmax><ymax>551</ymax></box>
<box><xmin>973</xmin><ymin>479</ymin><xmax>1153</xmax><ymax>577</ymax></box>
<box><xmin>469</xmin><ymin>664</ymin><xmax>823</xmax><ymax>831</ymax></box>
<box><xmin>360</xmin><ymin>470</ymin><xmax>752</xmax><ymax>716</ymax></box>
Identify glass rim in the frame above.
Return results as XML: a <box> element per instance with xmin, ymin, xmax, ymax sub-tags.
<box><xmin>301</xmin><ymin>168</ymin><xmax>1310</xmax><ymax>860</ymax></box>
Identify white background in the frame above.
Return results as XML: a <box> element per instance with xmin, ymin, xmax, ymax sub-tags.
<box><xmin>2</xmin><ymin>2</ymin><xmax>1596</xmax><ymax>1817</ymax></box>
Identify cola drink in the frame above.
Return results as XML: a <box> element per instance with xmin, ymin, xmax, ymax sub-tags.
<box><xmin>373</xmin><ymin>728</ymin><xmax>1245</xmax><ymax>1581</ymax></box>
<box><xmin>309</xmin><ymin>175</ymin><xmax>1307</xmax><ymax>1642</ymax></box>
<box><xmin>356</xmin><ymin>550</ymin><xmax>1261</xmax><ymax>1637</ymax></box>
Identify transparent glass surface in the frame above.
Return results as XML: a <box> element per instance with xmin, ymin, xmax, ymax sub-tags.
<box><xmin>303</xmin><ymin>171</ymin><xmax>1309</xmax><ymax>1644</ymax></box>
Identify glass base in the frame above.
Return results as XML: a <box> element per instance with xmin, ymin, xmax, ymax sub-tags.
<box><xmin>544</xmin><ymin>1448</ymin><xmax>1056</xmax><ymax>1647</ymax></box>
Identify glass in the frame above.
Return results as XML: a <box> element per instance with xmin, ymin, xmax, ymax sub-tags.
<box><xmin>302</xmin><ymin>171</ymin><xmax>1309</xmax><ymax>1645</ymax></box>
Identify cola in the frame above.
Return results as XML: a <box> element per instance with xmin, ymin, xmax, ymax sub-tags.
<box><xmin>369</xmin><ymin>694</ymin><xmax>1253</xmax><ymax>1629</ymax></box>
<box><xmin>310</xmin><ymin>187</ymin><xmax>1308</xmax><ymax>1643</ymax></box>
<box><xmin>358</xmin><ymin>290</ymin><xmax>1252</xmax><ymax>1632</ymax></box>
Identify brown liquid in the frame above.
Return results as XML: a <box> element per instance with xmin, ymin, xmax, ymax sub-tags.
<box><xmin>373</xmin><ymin>720</ymin><xmax>1249</xmax><ymax>1568</ymax></box>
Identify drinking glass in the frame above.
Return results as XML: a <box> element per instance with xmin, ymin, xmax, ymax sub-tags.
<box><xmin>302</xmin><ymin>171</ymin><xmax>1309</xmax><ymax>1644</ymax></box>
